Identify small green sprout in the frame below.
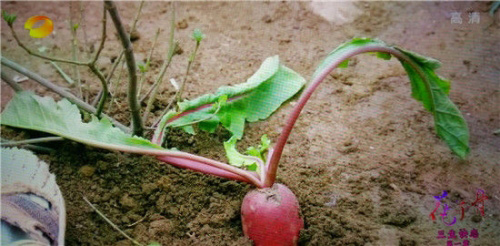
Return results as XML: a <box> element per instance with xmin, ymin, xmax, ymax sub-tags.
<box><xmin>137</xmin><ymin>61</ymin><xmax>148</xmax><ymax>73</ymax></box>
<box><xmin>2</xmin><ymin>10</ymin><xmax>17</xmax><ymax>26</ymax></box>
<box><xmin>192</xmin><ymin>28</ymin><xmax>205</xmax><ymax>43</ymax></box>
<box><xmin>72</xmin><ymin>23</ymin><xmax>79</xmax><ymax>31</ymax></box>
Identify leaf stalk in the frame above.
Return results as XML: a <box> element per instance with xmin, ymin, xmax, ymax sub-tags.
<box><xmin>264</xmin><ymin>45</ymin><xmax>441</xmax><ymax>187</ymax></box>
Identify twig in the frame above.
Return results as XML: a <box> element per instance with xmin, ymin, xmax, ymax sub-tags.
<box><xmin>1</xmin><ymin>70</ymin><xmax>23</xmax><ymax>92</ymax></box>
<box><xmin>139</xmin><ymin>43</ymin><xmax>178</xmax><ymax>104</ymax></box>
<box><xmin>0</xmin><ymin>137</ymin><xmax>55</xmax><ymax>154</ymax></box>
<box><xmin>129</xmin><ymin>0</ymin><xmax>145</xmax><ymax>36</ymax></box>
<box><xmin>1</xmin><ymin>56</ymin><xmax>130</xmax><ymax>133</ymax></box>
<box><xmin>82</xmin><ymin>196</ymin><xmax>144</xmax><ymax>246</ymax></box>
<box><xmin>92</xmin><ymin>1</ymin><xmax>145</xmax><ymax>107</ymax></box>
<box><xmin>107</xmin><ymin>62</ymin><xmax>125</xmax><ymax>113</ymax></box>
<box><xmin>151</xmin><ymin>40</ymin><xmax>194</xmax><ymax>126</ymax></box>
<box><xmin>108</xmin><ymin>52</ymin><xmax>125</xmax><ymax>85</ymax></box>
<box><xmin>105</xmin><ymin>0</ymin><xmax>143</xmax><ymax>136</ymax></box>
<box><xmin>175</xmin><ymin>42</ymin><xmax>200</xmax><ymax>106</ymax></box>
<box><xmin>91</xmin><ymin>50</ymin><xmax>124</xmax><ymax>107</ymax></box>
<box><xmin>69</xmin><ymin>2</ymin><xmax>82</xmax><ymax>98</ymax></box>
<box><xmin>7</xmin><ymin>23</ymin><xmax>87</xmax><ymax>66</ymax></box>
<box><xmin>90</xmin><ymin>4</ymin><xmax>107</xmax><ymax>65</ymax></box>
<box><xmin>142</xmin><ymin>4</ymin><xmax>177</xmax><ymax>124</ymax></box>
<box><xmin>137</xmin><ymin>28</ymin><xmax>161</xmax><ymax>100</ymax></box>
<box><xmin>127</xmin><ymin>212</ymin><xmax>148</xmax><ymax>227</ymax></box>
<box><xmin>0</xmin><ymin>136</ymin><xmax>63</xmax><ymax>147</ymax></box>
<box><xmin>78</xmin><ymin>0</ymin><xmax>91</xmax><ymax>60</ymax></box>
<box><xmin>50</xmin><ymin>62</ymin><xmax>75</xmax><ymax>85</ymax></box>
<box><xmin>87</xmin><ymin>4</ymin><xmax>109</xmax><ymax>117</ymax></box>
<box><xmin>89</xmin><ymin>64</ymin><xmax>109</xmax><ymax>117</ymax></box>
<box><xmin>140</xmin><ymin>41</ymin><xmax>177</xmax><ymax>121</ymax></box>
<box><xmin>158</xmin><ymin>29</ymin><xmax>203</xmax><ymax>122</ymax></box>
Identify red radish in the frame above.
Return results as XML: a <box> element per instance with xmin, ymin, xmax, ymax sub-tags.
<box><xmin>241</xmin><ymin>184</ymin><xmax>303</xmax><ymax>246</ymax></box>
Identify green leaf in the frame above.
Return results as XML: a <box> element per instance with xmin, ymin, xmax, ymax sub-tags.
<box><xmin>0</xmin><ymin>92</ymin><xmax>169</xmax><ymax>154</ymax></box>
<box><xmin>312</xmin><ymin>38</ymin><xmax>469</xmax><ymax>158</ymax></box>
<box><xmin>161</xmin><ymin>56</ymin><xmax>306</xmax><ymax>139</ymax></box>
<box><xmin>138</xmin><ymin>63</ymin><xmax>147</xmax><ymax>73</ymax></box>
<box><xmin>2</xmin><ymin>10</ymin><xmax>17</xmax><ymax>26</ymax></box>
<box><xmin>245</xmin><ymin>134</ymin><xmax>270</xmax><ymax>161</ymax></box>
<box><xmin>198</xmin><ymin>118</ymin><xmax>219</xmax><ymax>133</ymax></box>
<box><xmin>312</xmin><ymin>38</ymin><xmax>386</xmax><ymax>80</ymax></box>
<box><xmin>223</xmin><ymin>136</ymin><xmax>258</xmax><ymax>171</ymax></box>
<box><xmin>396</xmin><ymin>48</ymin><xmax>469</xmax><ymax>158</ymax></box>
<box><xmin>376</xmin><ymin>52</ymin><xmax>391</xmax><ymax>60</ymax></box>
<box><xmin>338</xmin><ymin>60</ymin><xmax>349</xmax><ymax>68</ymax></box>
<box><xmin>181</xmin><ymin>125</ymin><xmax>195</xmax><ymax>135</ymax></box>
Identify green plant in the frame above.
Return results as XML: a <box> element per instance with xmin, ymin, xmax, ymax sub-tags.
<box><xmin>2</xmin><ymin>10</ymin><xmax>17</xmax><ymax>26</ymax></box>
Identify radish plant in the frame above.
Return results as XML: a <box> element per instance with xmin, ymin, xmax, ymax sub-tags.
<box><xmin>0</xmin><ymin>38</ymin><xmax>469</xmax><ymax>245</ymax></box>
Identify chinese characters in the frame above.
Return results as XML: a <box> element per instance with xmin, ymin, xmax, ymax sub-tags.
<box><xmin>429</xmin><ymin>189</ymin><xmax>488</xmax><ymax>226</ymax></box>
<box><xmin>431</xmin><ymin>189</ymin><xmax>488</xmax><ymax>245</ymax></box>
<box><xmin>450</xmin><ymin>11</ymin><xmax>480</xmax><ymax>24</ymax></box>
<box><xmin>437</xmin><ymin>228</ymin><xmax>479</xmax><ymax>246</ymax></box>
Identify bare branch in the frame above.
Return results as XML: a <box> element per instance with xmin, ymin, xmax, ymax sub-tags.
<box><xmin>137</xmin><ymin>28</ymin><xmax>161</xmax><ymax>100</ymax></box>
<box><xmin>143</xmin><ymin>3</ymin><xmax>177</xmax><ymax>124</ymax></box>
<box><xmin>90</xmin><ymin>4</ymin><xmax>108</xmax><ymax>64</ymax></box>
<box><xmin>105</xmin><ymin>0</ymin><xmax>143</xmax><ymax>136</ymax></box>
<box><xmin>8</xmin><ymin>24</ymin><xmax>87</xmax><ymax>66</ymax></box>
<box><xmin>92</xmin><ymin>1</ymin><xmax>145</xmax><ymax>107</ymax></box>
<box><xmin>0</xmin><ymin>136</ymin><xmax>63</xmax><ymax>147</ymax></box>
<box><xmin>69</xmin><ymin>2</ymin><xmax>83</xmax><ymax>98</ymax></box>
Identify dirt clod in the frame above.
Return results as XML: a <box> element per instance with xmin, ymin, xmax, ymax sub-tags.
<box><xmin>79</xmin><ymin>165</ymin><xmax>96</xmax><ymax>177</ymax></box>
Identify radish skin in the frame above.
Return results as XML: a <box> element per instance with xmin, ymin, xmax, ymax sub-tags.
<box><xmin>241</xmin><ymin>183</ymin><xmax>303</xmax><ymax>246</ymax></box>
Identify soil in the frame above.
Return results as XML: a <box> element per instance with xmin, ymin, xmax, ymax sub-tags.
<box><xmin>1</xmin><ymin>1</ymin><xmax>499</xmax><ymax>246</ymax></box>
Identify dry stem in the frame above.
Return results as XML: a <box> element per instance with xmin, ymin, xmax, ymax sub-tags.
<box><xmin>105</xmin><ymin>0</ymin><xmax>143</xmax><ymax>136</ymax></box>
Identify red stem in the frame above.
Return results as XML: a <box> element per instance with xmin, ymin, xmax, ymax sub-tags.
<box><xmin>157</xmin><ymin>155</ymin><xmax>258</xmax><ymax>183</ymax></box>
<box><xmin>153</xmin><ymin>151</ymin><xmax>264</xmax><ymax>187</ymax></box>
<box><xmin>264</xmin><ymin>45</ymin><xmax>427</xmax><ymax>187</ymax></box>
<box><xmin>87</xmin><ymin>142</ymin><xmax>264</xmax><ymax>187</ymax></box>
